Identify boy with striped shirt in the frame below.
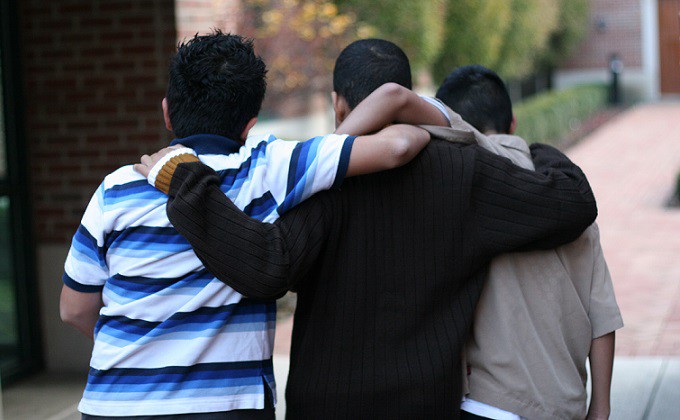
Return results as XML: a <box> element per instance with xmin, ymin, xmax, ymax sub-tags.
<box><xmin>60</xmin><ymin>33</ymin><xmax>445</xmax><ymax>419</ymax></box>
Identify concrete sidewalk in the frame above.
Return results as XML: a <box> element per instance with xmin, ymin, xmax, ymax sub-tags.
<box><xmin>606</xmin><ymin>357</ymin><xmax>680</xmax><ymax>419</ymax></box>
<box><xmin>4</xmin><ymin>354</ymin><xmax>676</xmax><ymax>420</ymax></box>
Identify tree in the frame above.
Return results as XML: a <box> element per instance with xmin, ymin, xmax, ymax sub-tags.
<box><xmin>492</xmin><ymin>0</ymin><xmax>560</xmax><ymax>80</ymax></box>
<box><xmin>241</xmin><ymin>0</ymin><xmax>370</xmax><ymax>116</ymax></box>
<box><xmin>241</xmin><ymin>0</ymin><xmax>588</xmax><ymax>116</ymax></box>
<box><xmin>432</xmin><ymin>0</ymin><xmax>511</xmax><ymax>83</ymax></box>
<box><xmin>541</xmin><ymin>0</ymin><xmax>590</xmax><ymax>69</ymax></box>
<box><xmin>433</xmin><ymin>0</ymin><xmax>583</xmax><ymax>84</ymax></box>
<box><xmin>334</xmin><ymin>0</ymin><xmax>447</xmax><ymax>73</ymax></box>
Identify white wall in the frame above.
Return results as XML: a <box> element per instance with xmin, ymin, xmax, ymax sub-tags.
<box><xmin>640</xmin><ymin>0</ymin><xmax>660</xmax><ymax>100</ymax></box>
<box><xmin>553</xmin><ymin>67</ymin><xmax>651</xmax><ymax>102</ymax></box>
<box><xmin>37</xmin><ymin>244</ymin><xmax>92</xmax><ymax>372</ymax></box>
<box><xmin>249</xmin><ymin>109</ymin><xmax>335</xmax><ymax>140</ymax></box>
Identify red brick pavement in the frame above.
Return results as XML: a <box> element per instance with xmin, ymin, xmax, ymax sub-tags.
<box><xmin>275</xmin><ymin>103</ymin><xmax>680</xmax><ymax>357</ymax></box>
<box><xmin>567</xmin><ymin>103</ymin><xmax>680</xmax><ymax>356</ymax></box>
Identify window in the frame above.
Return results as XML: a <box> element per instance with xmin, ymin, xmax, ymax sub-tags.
<box><xmin>0</xmin><ymin>193</ymin><xmax>19</xmax><ymax>374</ymax></box>
<box><xmin>0</xmin><ymin>0</ymin><xmax>42</xmax><ymax>383</ymax></box>
<box><xmin>0</xmin><ymin>23</ymin><xmax>20</xmax><ymax>378</ymax></box>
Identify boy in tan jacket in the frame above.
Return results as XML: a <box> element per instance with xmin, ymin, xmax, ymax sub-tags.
<box><xmin>437</xmin><ymin>65</ymin><xmax>623</xmax><ymax>420</ymax></box>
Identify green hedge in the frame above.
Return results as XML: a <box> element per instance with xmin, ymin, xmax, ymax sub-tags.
<box><xmin>514</xmin><ymin>84</ymin><xmax>608</xmax><ymax>146</ymax></box>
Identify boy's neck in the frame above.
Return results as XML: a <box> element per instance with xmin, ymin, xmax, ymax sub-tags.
<box><xmin>170</xmin><ymin>134</ymin><xmax>242</xmax><ymax>155</ymax></box>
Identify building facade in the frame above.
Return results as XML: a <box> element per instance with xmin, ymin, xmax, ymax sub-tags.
<box><xmin>556</xmin><ymin>0</ymin><xmax>680</xmax><ymax>101</ymax></box>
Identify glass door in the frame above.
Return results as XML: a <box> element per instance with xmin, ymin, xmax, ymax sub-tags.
<box><xmin>0</xmin><ymin>203</ymin><xmax>18</xmax><ymax>376</ymax></box>
<box><xmin>0</xmin><ymin>0</ymin><xmax>42</xmax><ymax>383</ymax></box>
<box><xmin>0</xmin><ymin>43</ymin><xmax>20</xmax><ymax>377</ymax></box>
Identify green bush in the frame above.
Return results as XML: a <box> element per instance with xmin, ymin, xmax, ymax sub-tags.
<box><xmin>514</xmin><ymin>84</ymin><xmax>607</xmax><ymax>146</ymax></box>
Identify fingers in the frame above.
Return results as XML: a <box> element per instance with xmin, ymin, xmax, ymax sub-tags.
<box><xmin>135</xmin><ymin>144</ymin><xmax>187</xmax><ymax>179</ymax></box>
<box><xmin>135</xmin><ymin>153</ymin><xmax>156</xmax><ymax>179</ymax></box>
<box><xmin>141</xmin><ymin>154</ymin><xmax>153</xmax><ymax>166</ymax></box>
<box><xmin>133</xmin><ymin>163</ymin><xmax>150</xmax><ymax>178</ymax></box>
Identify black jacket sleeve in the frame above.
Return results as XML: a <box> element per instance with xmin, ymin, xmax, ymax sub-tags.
<box><xmin>166</xmin><ymin>162</ymin><xmax>332</xmax><ymax>299</ymax></box>
<box><xmin>166</xmin><ymin>142</ymin><xmax>597</xmax><ymax>299</ymax></box>
<box><xmin>469</xmin><ymin>142</ymin><xmax>597</xmax><ymax>257</ymax></box>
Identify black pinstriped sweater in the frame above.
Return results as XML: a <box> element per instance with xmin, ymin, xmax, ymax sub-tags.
<box><xmin>166</xmin><ymin>141</ymin><xmax>597</xmax><ymax>419</ymax></box>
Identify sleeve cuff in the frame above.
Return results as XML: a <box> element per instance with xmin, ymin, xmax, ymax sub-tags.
<box><xmin>147</xmin><ymin>148</ymin><xmax>200</xmax><ymax>194</ymax></box>
<box><xmin>332</xmin><ymin>135</ymin><xmax>356</xmax><ymax>189</ymax></box>
<box><xmin>592</xmin><ymin>317</ymin><xmax>624</xmax><ymax>339</ymax></box>
<box><xmin>62</xmin><ymin>273</ymin><xmax>104</xmax><ymax>293</ymax></box>
<box><xmin>168</xmin><ymin>161</ymin><xmax>217</xmax><ymax>198</ymax></box>
<box><xmin>419</xmin><ymin>95</ymin><xmax>452</xmax><ymax>124</ymax></box>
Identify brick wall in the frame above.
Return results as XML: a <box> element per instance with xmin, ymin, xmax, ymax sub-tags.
<box><xmin>561</xmin><ymin>0</ymin><xmax>642</xmax><ymax>70</ymax></box>
<box><xmin>21</xmin><ymin>0</ymin><xmax>177</xmax><ymax>243</ymax></box>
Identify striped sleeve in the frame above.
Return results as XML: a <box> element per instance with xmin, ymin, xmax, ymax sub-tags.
<box><xmin>419</xmin><ymin>95</ymin><xmax>452</xmax><ymax>124</ymax></box>
<box><xmin>63</xmin><ymin>182</ymin><xmax>109</xmax><ymax>292</ymax></box>
<box><xmin>266</xmin><ymin>134</ymin><xmax>355</xmax><ymax>215</ymax></box>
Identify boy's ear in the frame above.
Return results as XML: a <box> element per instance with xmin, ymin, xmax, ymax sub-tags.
<box><xmin>509</xmin><ymin>114</ymin><xmax>517</xmax><ymax>135</ymax></box>
<box><xmin>331</xmin><ymin>91</ymin><xmax>338</xmax><ymax>109</ymax></box>
<box><xmin>240</xmin><ymin>117</ymin><xmax>258</xmax><ymax>141</ymax></box>
<box><xmin>162</xmin><ymin>98</ymin><xmax>173</xmax><ymax>132</ymax></box>
<box><xmin>332</xmin><ymin>91</ymin><xmax>350</xmax><ymax>127</ymax></box>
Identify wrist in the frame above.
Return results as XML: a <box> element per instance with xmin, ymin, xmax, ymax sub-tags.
<box><xmin>148</xmin><ymin>148</ymin><xmax>199</xmax><ymax>194</ymax></box>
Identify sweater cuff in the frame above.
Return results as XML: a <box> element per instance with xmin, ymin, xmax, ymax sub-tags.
<box><xmin>148</xmin><ymin>148</ymin><xmax>199</xmax><ymax>194</ymax></box>
<box><xmin>168</xmin><ymin>161</ymin><xmax>216</xmax><ymax>198</ymax></box>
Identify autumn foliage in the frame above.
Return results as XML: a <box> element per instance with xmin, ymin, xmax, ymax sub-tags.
<box><xmin>240</xmin><ymin>0</ymin><xmax>372</xmax><ymax>116</ymax></box>
<box><xmin>237</xmin><ymin>0</ymin><xmax>590</xmax><ymax>116</ymax></box>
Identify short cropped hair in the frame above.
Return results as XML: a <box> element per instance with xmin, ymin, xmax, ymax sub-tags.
<box><xmin>333</xmin><ymin>39</ymin><xmax>412</xmax><ymax>110</ymax></box>
<box><xmin>166</xmin><ymin>31</ymin><xmax>267</xmax><ymax>140</ymax></box>
<box><xmin>436</xmin><ymin>65</ymin><xmax>513</xmax><ymax>134</ymax></box>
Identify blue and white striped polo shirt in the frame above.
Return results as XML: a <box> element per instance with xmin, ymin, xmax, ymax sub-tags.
<box><xmin>62</xmin><ymin>132</ymin><xmax>355</xmax><ymax>417</ymax></box>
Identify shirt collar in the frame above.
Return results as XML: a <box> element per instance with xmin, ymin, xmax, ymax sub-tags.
<box><xmin>491</xmin><ymin>134</ymin><xmax>531</xmax><ymax>154</ymax></box>
<box><xmin>170</xmin><ymin>134</ymin><xmax>242</xmax><ymax>155</ymax></box>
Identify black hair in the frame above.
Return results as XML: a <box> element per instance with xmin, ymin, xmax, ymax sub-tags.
<box><xmin>166</xmin><ymin>31</ymin><xmax>267</xmax><ymax>140</ymax></box>
<box><xmin>333</xmin><ymin>39</ymin><xmax>412</xmax><ymax>109</ymax></box>
<box><xmin>436</xmin><ymin>65</ymin><xmax>513</xmax><ymax>134</ymax></box>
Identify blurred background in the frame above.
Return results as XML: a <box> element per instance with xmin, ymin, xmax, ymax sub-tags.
<box><xmin>0</xmin><ymin>0</ymin><xmax>678</xmax><ymax>419</ymax></box>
